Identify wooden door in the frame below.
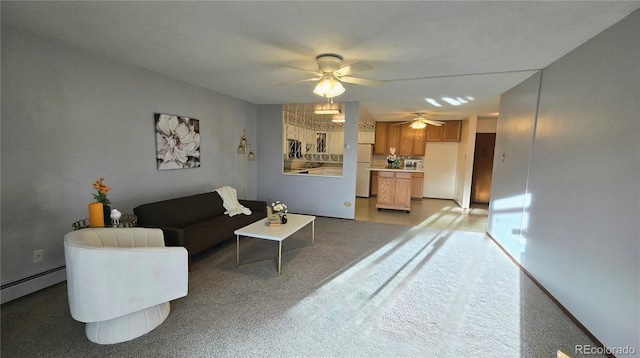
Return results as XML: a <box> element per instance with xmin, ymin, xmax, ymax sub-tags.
<box><xmin>471</xmin><ymin>133</ymin><xmax>496</xmax><ymax>204</ymax></box>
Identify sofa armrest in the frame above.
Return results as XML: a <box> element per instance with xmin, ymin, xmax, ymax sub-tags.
<box><xmin>159</xmin><ymin>227</ymin><xmax>186</xmax><ymax>247</ymax></box>
<box><xmin>239</xmin><ymin>200</ymin><xmax>267</xmax><ymax>216</ymax></box>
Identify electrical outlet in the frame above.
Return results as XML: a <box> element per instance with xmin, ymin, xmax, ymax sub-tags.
<box><xmin>33</xmin><ymin>249</ymin><xmax>43</xmax><ymax>263</ymax></box>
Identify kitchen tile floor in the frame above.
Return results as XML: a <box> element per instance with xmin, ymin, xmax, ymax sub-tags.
<box><xmin>355</xmin><ymin>197</ymin><xmax>489</xmax><ymax>233</ymax></box>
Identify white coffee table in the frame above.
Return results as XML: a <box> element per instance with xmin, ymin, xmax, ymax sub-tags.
<box><xmin>234</xmin><ymin>213</ymin><xmax>316</xmax><ymax>275</ymax></box>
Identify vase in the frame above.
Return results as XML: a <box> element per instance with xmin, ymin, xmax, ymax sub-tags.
<box><xmin>88</xmin><ymin>202</ymin><xmax>104</xmax><ymax>227</ymax></box>
<box><xmin>103</xmin><ymin>205</ymin><xmax>112</xmax><ymax>226</ymax></box>
<box><xmin>280</xmin><ymin>214</ymin><xmax>287</xmax><ymax>224</ymax></box>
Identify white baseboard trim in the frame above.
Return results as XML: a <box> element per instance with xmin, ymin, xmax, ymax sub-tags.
<box><xmin>1</xmin><ymin>266</ymin><xmax>67</xmax><ymax>304</ymax></box>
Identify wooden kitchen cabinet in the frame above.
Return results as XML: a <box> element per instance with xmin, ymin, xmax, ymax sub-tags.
<box><xmin>399</xmin><ymin>125</ymin><xmax>426</xmax><ymax>156</ymax></box>
<box><xmin>443</xmin><ymin>120</ymin><xmax>462</xmax><ymax>141</ymax></box>
<box><xmin>376</xmin><ymin>122</ymin><xmax>426</xmax><ymax>156</ymax></box>
<box><xmin>371</xmin><ymin>171</ymin><xmax>378</xmax><ymax>196</ymax></box>
<box><xmin>387</xmin><ymin>124</ymin><xmax>401</xmax><ymax>153</ymax></box>
<box><xmin>376</xmin><ymin>171</ymin><xmax>412</xmax><ymax>212</ymax></box>
<box><xmin>410</xmin><ymin>172</ymin><xmax>424</xmax><ymax>199</ymax></box>
<box><xmin>374</xmin><ymin>122</ymin><xmax>389</xmax><ymax>155</ymax></box>
<box><xmin>426</xmin><ymin>120</ymin><xmax>462</xmax><ymax>142</ymax></box>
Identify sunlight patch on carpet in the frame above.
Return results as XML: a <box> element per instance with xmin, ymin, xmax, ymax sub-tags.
<box><xmin>283</xmin><ymin>227</ymin><xmax>523</xmax><ymax>356</ymax></box>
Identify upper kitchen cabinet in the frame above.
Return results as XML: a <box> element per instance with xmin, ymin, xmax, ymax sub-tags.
<box><xmin>426</xmin><ymin>120</ymin><xmax>462</xmax><ymax>142</ymax></box>
<box><xmin>374</xmin><ymin>122</ymin><xmax>389</xmax><ymax>155</ymax></box>
<box><xmin>375</xmin><ymin>122</ymin><xmax>425</xmax><ymax>156</ymax></box>
<box><xmin>399</xmin><ymin>125</ymin><xmax>426</xmax><ymax>156</ymax></box>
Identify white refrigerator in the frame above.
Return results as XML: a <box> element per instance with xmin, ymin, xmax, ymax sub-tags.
<box><xmin>356</xmin><ymin>144</ymin><xmax>373</xmax><ymax>197</ymax></box>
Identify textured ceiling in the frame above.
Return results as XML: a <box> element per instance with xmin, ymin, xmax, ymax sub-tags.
<box><xmin>2</xmin><ymin>1</ymin><xmax>638</xmax><ymax>122</ymax></box>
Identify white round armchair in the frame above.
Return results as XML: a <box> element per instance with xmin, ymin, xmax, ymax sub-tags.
<box><xmin>64</xmin><ymin>228</ymin><xmax>188</xmax><ymax>344</ymax></box>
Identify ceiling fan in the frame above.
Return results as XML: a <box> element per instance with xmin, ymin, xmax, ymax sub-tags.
<box><xmin>278</xmin><ymin>53</ymin><xmax>384</xmax><ymax>98</ymax></box>
<box><xmin>394</xmin><ymin>113</ymin><xmax>445</xmax><ymax>129</ymax></box>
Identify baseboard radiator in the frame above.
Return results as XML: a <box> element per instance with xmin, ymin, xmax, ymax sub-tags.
<box><xmin>1</xmin><ymin>266</ymin><xmax>67</xmax><ymax>304</ymax></box>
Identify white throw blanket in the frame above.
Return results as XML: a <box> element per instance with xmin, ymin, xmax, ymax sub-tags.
<box><xmin>215</xmin><ymin>186</ymin><xmax>252</xmax><ymax>217</ymax></box>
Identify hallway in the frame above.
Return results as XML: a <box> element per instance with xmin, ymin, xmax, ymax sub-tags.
<box><xmin>355</xmin><ymin>197</ymin><xmax>489</xmax><ymax>233</ymax></box>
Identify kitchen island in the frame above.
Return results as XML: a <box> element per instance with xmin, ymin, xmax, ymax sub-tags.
<box><xmin>368</xmin><ymin>167</ymin><xmax>425</xmax><ymax>212</ymax></box>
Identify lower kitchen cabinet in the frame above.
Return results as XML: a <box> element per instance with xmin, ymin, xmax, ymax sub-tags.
<box><xmin>371</xmin><ymin>171</ymin><xmax>378</xmax><ymax>196</ymax></box>
<box><xmin>411</xmin><ymin>172</ymin><xmax>424</xmax><ymax>199</ymax></box>
<box><xmin>376</xmin><ymin>171</ymin><xmax>412</xmax><ymax>212</ymax></box>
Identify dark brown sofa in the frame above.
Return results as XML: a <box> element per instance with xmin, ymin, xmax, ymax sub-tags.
<box><xmin>133</xmin><ymin>192</ymin><xmax>267</xmax><ymax>265</ymax></box>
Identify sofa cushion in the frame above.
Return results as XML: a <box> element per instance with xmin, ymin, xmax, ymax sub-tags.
<box><xmin>183</xmin><ymin>211</ymin><xmax>265</xmax><ymax>253</ymax></box>
<box><xmin>135</xmin><ymin>192</ymin><xmax>226</xmax><ymax>228</ymax></box>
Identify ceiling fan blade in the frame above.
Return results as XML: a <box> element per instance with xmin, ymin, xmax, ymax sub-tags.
<box><xmin>279</xmin><ymin>64</ymin><xmax>322</xmax><ymax>76</ymax></box>
<box><xmin>392</xmin><ymin>121</ymin><xmax>410</xmax><ymax>126</ymax></box>
<box><xmin>334</xmin><ymin>62</ymin><xmax>372</xmax><ymax>76</ymax></box>
<box><xmin>424</xmin><ymin>119</ymin><xmax>445</xmax><ymax>126</ymax></box>
<box><xmin>339</xmin><ymin>76</ymin><xmax>385</xmax><ymax>87</ymax></box>
<box><xmin>276</xmin><ymin>78</ymin><xmax>319</xmax><ymax>86</ymax></box>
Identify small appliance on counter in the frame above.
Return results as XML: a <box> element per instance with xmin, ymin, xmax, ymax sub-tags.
<box><xmin>404</xmin><ymin>159</ymin><xmax>423</xmax><ymax>170</ymax></box>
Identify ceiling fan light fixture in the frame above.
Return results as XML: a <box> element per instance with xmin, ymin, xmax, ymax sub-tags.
<box><xmin>313</xmin><ymin>74</ymin><xmax>345</xmax><ymax>98</ymax></box>
<box><xmin>315</xmin><ymin>108</ymin><xmax>341</xmax><ymax>115</ymax></box>
<box><xmin>314</xmin><ymin>98</ymin><xmax>341</xmax><ymax>114</ymax></box>
<box><xmin>331</xmin><ymin>114</ymin><xmax>345</xmax><ymax>123</ymax></box>
<box><xmin>410</xmin><ymin>121</ymin><xmax>427</xmax><ymax>129</ymax></box>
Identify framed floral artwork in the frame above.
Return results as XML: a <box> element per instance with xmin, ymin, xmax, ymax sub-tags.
<box><xmin>155</xmin><ymin>113</ymin><xmax>201</xmax><ymax>170</ymax></box>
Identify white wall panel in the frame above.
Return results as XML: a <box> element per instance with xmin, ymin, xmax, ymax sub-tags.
<box><xmin>423</xmin><ymin>142</ymin><xmax>458</xmax><ymax>199</ymax></box>
<box><xmin>257</xmin><ymin>103</ymin><xmax>358</xmax><ymax>219</ymax></box>
<box><xmin>488</xmin><ymin>10</ymin><xmax>639</xmax><ymax>350</ymax></box>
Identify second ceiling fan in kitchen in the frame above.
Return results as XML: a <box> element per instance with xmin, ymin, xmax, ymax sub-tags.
<box><xmin>393</xmin><ymin>113</ymin><xmax>445</xmax><ymax>129</ymax></box>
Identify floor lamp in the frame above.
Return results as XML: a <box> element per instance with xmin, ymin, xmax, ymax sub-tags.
<box><xmin>236</xmin><ymin>129</ymin><xmax>256</xmax><ymax>199</ymax></box>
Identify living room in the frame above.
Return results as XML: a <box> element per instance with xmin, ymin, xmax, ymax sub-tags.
<box><xmin>2</xmin><ymin>2</ymin><xmax>639</xmax><ymax>357</ymax></box>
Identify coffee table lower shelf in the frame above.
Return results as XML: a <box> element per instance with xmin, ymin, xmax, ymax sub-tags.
<box><xmin>234</xmin><ymin>213</ymin><xmax>316</xmax><ymax>276</ymax></box>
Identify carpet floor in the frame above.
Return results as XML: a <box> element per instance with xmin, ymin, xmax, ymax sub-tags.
<box><xmin>1</xmin><ymin>217</ymin><xmax>603</xmax><ymax>357</ymax></box>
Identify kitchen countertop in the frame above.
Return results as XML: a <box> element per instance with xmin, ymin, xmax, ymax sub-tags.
<box><xmin>367</xmin><ymin>167</ymin><xmax>425</xmax><ymax>172</ymax></box>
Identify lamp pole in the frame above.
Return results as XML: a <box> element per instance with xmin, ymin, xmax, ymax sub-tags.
<box><xmin>237</xmin><ymin>129</ymin><xmax>255</xmax><ymax>200</ymax></box>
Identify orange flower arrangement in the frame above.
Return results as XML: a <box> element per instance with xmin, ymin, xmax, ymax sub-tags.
<box><xmin>92</xmin><ymin>177</ymin><xmax>112</xmax><ymax>205</ymax></box>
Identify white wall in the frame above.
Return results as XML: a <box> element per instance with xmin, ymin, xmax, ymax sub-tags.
<box><xmin>423</xmin><ymin>142</ymin><xmax>458</xmax><ymax>199</ymax></box>
<box><xmin>454</xmin><ymin>115</ymin><xmax>478</xmax><ymax>208</ymax></box>
<box><xmin>488</xmin><ymin>72</ymin><xmax>541</xmax><ymax>257</ymax></box>
<box><xmin>476</xmin><ymin>118</ymin><xmax>498</xmax><ymax>133</ymax></box>
<box><xmin>488</xmin><ymin>10</ymin><xmax>639</xmax><ymax>351</ymax></box>
<box><xmin>1</xmin><ymin>26</ymin><xmax>257</xmax><ymax>302</ymax></box>
<box><xmin>257</xmin><ymin>102</ymin><xmax>359</xmax><ymax>219</ymax></box>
